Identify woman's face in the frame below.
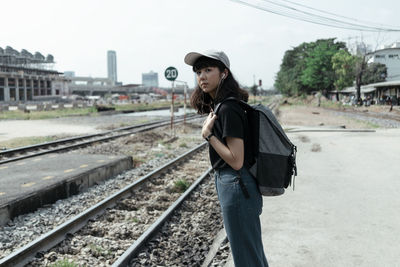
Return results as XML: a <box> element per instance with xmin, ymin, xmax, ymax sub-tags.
<box><xmin>196</xmin><ymin>66</ymin><xmax>222</xmax><ymax>97</ymax></box>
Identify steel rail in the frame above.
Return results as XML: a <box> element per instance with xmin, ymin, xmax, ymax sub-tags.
<box><xmin>0</xmin><ymin>114</ymin><xmax>201</xmax><ymax>165</ymax></box>
<box><xmin>0</xmin><ymin>113</ymin><xmax>198</xmax><ymax>157</ymax></box>
<box><xmin>112</xmin><ymin>167</ymin><xmax>212</xmax><ymax>267</ymax></box>
<box><xmin>0</xmin><ymin>142</ymin><xmax>207</xmax><ymax>267</ymax></box>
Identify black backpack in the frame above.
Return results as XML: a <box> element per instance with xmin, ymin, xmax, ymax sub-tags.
<box><xmin>215</xmin><ymin>97</ymin><xmax>297</xmax><ymax>196</ymax></box>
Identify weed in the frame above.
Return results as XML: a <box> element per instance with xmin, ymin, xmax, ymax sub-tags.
<box><xmin>173</xmin><ymin>179</ymin><xmax>190</xmax><ymax>193</ymax></box>
<box><xmin>50</xmin><ymin>259</ymin><xmax>79</xmax><ymax>267</ymax></box>
<box><xmin>119</xmin><ymin>122</ymin><xmax>129</xmax><ymax>128</ymax></box>
<box><xmin>132</xmin><ymin>157</ymin><xmax>146</xmax><ymax>167</ymax></box>
<box><xmin>179</xmin><ymin>142</ymin><xmax>188</xmax><ymax>148</ymax></box>
<box><xmin>0</xmin><ymin>107</ymin><xmax>97</xmax><ymax>120</ymax></box>
<box><xmin>88</xmin><ymin>243</ymin><xmax>110</xmax><ymax>256</ymax></box>
<box><xmin>130</xmin><ymin>217</ymin><xmax>139</xmax><ymax>223</ymax></box>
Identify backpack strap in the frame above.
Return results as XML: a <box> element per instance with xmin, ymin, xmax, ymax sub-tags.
<box><xmin>214</xmin><ymin>97</ymin><xmax>250</xmax><ymax>199</ymax></box>
<box><xmin>214</xmin><ymin>97</ymin><xmax>251</xmax><ymax>115</ymax></box>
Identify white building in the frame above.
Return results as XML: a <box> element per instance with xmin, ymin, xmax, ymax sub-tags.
<box><xmin>368</xmin><ymin>42</ymin><xmax>400</xmax><ymax>81</ymax></box>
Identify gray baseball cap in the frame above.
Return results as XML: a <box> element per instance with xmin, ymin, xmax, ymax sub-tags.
<box><xmin>184</xmin><ymin>50</ymin><xmax>230</xmax><ymax>69</ymax></box>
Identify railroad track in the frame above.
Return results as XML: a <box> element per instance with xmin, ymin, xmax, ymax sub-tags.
<box><xmin>0</xmin><ymin>114</ymin><xmax>201</xmax><ymax>165</ymax></box>
<box><xmin>0</xmin><ymin>142</ymin><xmax>219</xmax><ymax>266</ymax></box>
<box><xmin>0</xmin><ymin>101</ymin><xmax>280</xmax><ymax>266</ymax></box>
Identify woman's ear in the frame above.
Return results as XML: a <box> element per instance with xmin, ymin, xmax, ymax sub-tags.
<box><xmin>221</xmin><ymin>69</ymin><xmax>229</xmax><ymax>79</ymax></box>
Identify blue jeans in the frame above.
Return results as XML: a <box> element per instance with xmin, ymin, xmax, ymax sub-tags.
<box><xmin>215</xmin><ymin>166</ymin><xmax>269</xmax><ymax>267</ymax></box>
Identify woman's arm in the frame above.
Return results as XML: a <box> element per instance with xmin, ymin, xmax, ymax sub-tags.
<box><xmin>202</xmin><ymin>112</ymin><xmax>244</xmax><ymax>170</ymax></box>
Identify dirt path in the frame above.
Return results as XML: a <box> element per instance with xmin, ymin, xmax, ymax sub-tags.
<box><xmin>259</xmin><ymin>128</ymin><xmax>400</xmax><ymax>267</ymax></box>
<box><xmin>225</xmin><ymin>101</ymin><xmax>400</xmax><ymax>267</ymax></box>
<box><xmin>277</xmin><ymin>105</ymin><xmax>378</xmax><ymax>129</ymax></box>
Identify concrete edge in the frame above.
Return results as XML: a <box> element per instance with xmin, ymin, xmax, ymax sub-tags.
<box><xmin>201</xmin><ymin>228</ymin><xmax>228</xmax><ymax>267</ymax></box>
<box><xmin>0</xmin><ymin>156</ymin><xmax>133</xmax><ymax>226</ymax></box>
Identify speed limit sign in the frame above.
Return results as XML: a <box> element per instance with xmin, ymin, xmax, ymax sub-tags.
<box><xmin>165</xmin><ymin>66</ymin><xmax>178</xmax><ymax>81</ymax></box>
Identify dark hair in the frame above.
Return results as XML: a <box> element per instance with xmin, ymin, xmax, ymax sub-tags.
<box><xmin>190</xmin><ymin>56</ymin><xmax>249</xmax><ymax>114</ymax></box>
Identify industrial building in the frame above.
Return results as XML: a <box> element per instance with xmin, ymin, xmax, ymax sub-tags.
<box><xmin>0</xmin><ymin>45</ymin><xmax>68</xmax><ymax>102</ymax></box>
<box><xmin>142</xmin><ymin>71</ymin><xmax>159</xmax><ymax>87</ymax></box>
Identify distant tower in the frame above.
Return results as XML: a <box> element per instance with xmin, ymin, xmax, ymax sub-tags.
<box><xmin>107</xmin><ymin>50</ymin><xmax>117</xmax><ymax>85</ymax></box>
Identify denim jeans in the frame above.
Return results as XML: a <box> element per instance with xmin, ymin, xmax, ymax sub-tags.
<box><xmin>215</xmin><ymin>166</ymin><xmax>269</xmax><ymax>267</ymax></box>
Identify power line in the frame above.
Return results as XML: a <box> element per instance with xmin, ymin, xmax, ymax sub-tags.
<box><xmin>230</xmin><ymin>0</ymin><xmax>400</xmax><ymax>32</ymax></box>
<box><xmin>259</xmin><ymin>0</ymin><xmax>399</xmax><ymax>31</ymax></box>
<box><xmin>278</xmin><ymin>0</ymin><xmax>400</xmax><ymax>29</ymax></box>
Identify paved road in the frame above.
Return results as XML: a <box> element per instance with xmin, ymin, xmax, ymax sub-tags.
<box><xmin>226</xmin><ymin>128</ymin><xmax>400</xmax><ymax>267</ymax></box>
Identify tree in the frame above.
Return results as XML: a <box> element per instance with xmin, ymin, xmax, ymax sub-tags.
<box><xmin>354</xmin><ymin>55</ymin><xmax>367</xmax><ymax>102</ymax></box>
<box><xmin>362</xmin><ymin>62</ymin><xmax>387</xmax><ymax>85</ymax></box>
<box><xmin>275</xmin><ymin>38</ymin><xmax>346</xmax><ymax>96</ymax></box>
<box><xmin>332</xmin><ymin>49</ymin><xmax>357</xmax><ymax>91</ymax></box>
<box><xmin>275</xmin><ymin>42</ymin><xmax>310</xmax><ymax>96</ymax></box>
<box><xmin>300</xmin><ymin>39</ymin><xmax>346</xmax><ymax>94</ymax></box>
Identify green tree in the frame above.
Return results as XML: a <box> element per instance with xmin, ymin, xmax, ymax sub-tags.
<box><xmin>275</xmin><ymin>38</ymin><xmax>346</xmax><ymax>96</ymax></box>
<box><xmin>362</xmin><ymin>62</ymin><xmax>387</xmax><ymax>85</ymax></box>
<box><xmin>354</xmin><ymin>54</ymin><xmax>367</xmax><ymax>102</ymax></box>
<box><xmin>275</xmin><ymin>43</ymin><xmax>309</xmax><ymax>96</ymax></box>
<box><xmin>332</xmin><ymin>49</ymin><xmax>356</xmax><ymax>91</ymax></box>
<box><xmin>300</xmin><ymin>39</ymin><xmax>346</xmax><ymax>94</ymax></box>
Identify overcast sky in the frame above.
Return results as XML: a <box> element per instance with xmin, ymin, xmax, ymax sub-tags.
<box><xmin>2</xmin><ymin>0</ymin><xmax>400</xmax><ymax>88</ymax></box>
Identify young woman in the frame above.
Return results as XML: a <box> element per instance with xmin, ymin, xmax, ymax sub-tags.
<box><xmin>184</xmin><ymin>50</ymin><xmax>269</xmax><ymax>267</ymax></box>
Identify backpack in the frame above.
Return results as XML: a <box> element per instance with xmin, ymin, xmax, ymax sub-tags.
<box><xmin>215</xmin><ymin>97</ymin><xmax>297</xmax><ymax>196</ymax></box>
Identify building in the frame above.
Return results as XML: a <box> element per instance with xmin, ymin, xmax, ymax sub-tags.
<box><xmin>367</xmin><ymin>42</ymin><xmax>400</xmax><ymax>81</ymax></box>
<box><xmin>142</xmin><ymin>71</ymin><xmax>159</xmax><ymax>87</ymax></box>
<box><xmin>68</xmin><ymin>76</ymin><xmax>115</xmax><ymax>96</ymax></box>
<box><xmin>0</xmin><ymin>45</ymin><xmax>68</xmax><ymax>102</ymax></box>
<box><xmin>107</xmin><ymin>50</ymin><xmax>117</xmax><ymax>85</ymax></box>
<box><xmin>64</xmin><ymin>71</ymin><xmax>75</xmax><ymax>78</ymax></box>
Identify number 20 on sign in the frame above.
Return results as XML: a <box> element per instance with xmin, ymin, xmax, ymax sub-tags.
<box><xmin>165</xmin><ymin>66</ymin><xmax>178</xmax><ymax>81</ymax></box>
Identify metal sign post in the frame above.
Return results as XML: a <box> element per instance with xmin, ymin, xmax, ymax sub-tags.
<box><xmin>164</xmin><ymin>66</ymin><xmax>178</xmax><ymax>135</ymax></box>
<box><xmin>184</xmin><ymin>82</ymin><xmax>187</xmax><ymax>125</ymax></box>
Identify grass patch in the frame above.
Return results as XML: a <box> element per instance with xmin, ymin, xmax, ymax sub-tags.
<box><xmin>351</xmin><ymin>118</ymin><xmax>380</xmax><ymax>129</ymax></box>
<box><xmin>50</xmin><ymin>259</ymin><xmax>79</xmax><ymax>267</ymax></box>
<box><xmin>113</xmin><ymin>101</ymin><xmax>183</xmax><ymax>112</ymax></box>
<box><xmin>320</xmin><ymin>100</ymin><xmax>343</xmax><ymax>109</ymax></box>
<box><xmin>132</xmin><ymin>157</ymin><xmax>146</xmax><ymax>167</ymax></box>
<box><xmin>0</xmin><ymin>135</ymin><xmax>70</xmax><ymax>150</ymax></box>
<box><xmin>0</xmin><ymin>107</ymin><xmax>97</xmax><ymax>120</ymax></box>
<box><xmin>88</xmin><ymin>243</ymin><xmax>110</xmax><ymax>257</ymax></box>
<box><xmin>130</xmin><ymin>217</ymin><xmax>139</xmax><ymax>223</ymax></box>
<box><xmin>173</xmin><ymin>179</ymin><xmax>190</xmax><ymax>193</ymax></box>
<box><xmin>179</xmin><ymin>142</ymin><xmax>188</xmax><ymax>148</ymax></box>
<box><xmin>0</xmin><ymin>100</ymin><xmax>184</xmax><ymax>120</ymax></box>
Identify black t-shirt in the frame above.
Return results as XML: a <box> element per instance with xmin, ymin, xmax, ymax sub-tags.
<box><xmin>210</xmin><ymin>100</ymin><xmax>253</xmax><ymax>170</ymax></box>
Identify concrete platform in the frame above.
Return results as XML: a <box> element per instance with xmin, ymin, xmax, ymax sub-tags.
<box><xmin>223</xmin><ymin>128</ymin><xmax>400</xmax><ymax>267</ymax></box>
<box><xmin>0</xmin><ymin>153</ymin><xmax>132</xmax><ymax>226</ymax></box>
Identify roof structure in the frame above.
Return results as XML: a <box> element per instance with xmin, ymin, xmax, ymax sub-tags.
<box><xmin>332</xmin><ymin>80</ymin><xmax>400</xmax><ymax>93</ymax></box>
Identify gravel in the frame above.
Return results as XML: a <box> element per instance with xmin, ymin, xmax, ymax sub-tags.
<box><xmin>129</xmin><ymin>172</ymin><xmax>223</xmax><ymax>267</ymax></box>
<box><xmin>0</xmin><ymin>120</ymin><xmax>205</xmax><ymax>261</ymax></box>
<box><xmin>26</xmin><ymin>150</ymin><xmax>213</xmax><ymax>266</ymax></box>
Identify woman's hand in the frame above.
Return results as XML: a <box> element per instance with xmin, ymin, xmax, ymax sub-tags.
<box><xmin>202</xmin><ymin>112</ymin><xmax>217</xmax><ymax>138</ymax></box>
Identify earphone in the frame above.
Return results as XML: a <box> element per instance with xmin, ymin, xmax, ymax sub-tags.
<box><xmin>221</xmin><ymin>73</ymin><xmax>226</xmax><ymax>79</ymax></box>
